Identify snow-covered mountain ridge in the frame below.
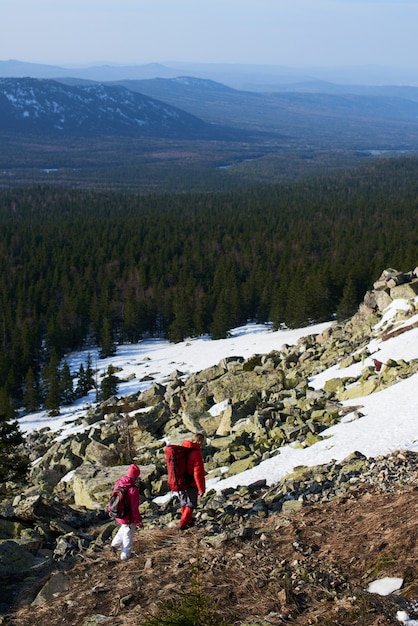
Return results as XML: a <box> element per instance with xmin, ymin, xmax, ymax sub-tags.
<box><xmin>17</xmin><ymin>266</ymin><xmax>417</xmax><ymax>504</ymax></box>
<box><xmin>0</xmin><ymin>77</ymin><xmax>212</xmax><ymax>136</ymax></box>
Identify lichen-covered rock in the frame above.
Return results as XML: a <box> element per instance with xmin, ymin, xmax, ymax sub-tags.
<box><xmin>134</xmin><ymin>401</ymin><xmax>171</xmax><ymax>434</ymax></box>
<box><xmin>71</xmin><ymin>462</ymin><xmax>155</xmax><ymax>510</ymax></box>
<box><xmin>138</xmin><ymin>382</ymin><xmax>166</xmax><ymax>407</ymax></box>
<box><xmin>72</xmin><ymin>465</ymin><xmax>125</xmax><ymax>509</ymax></box>
<box><xmin>281</xmin><ymin>499</ymin><xmax>304</xmax><ymax>514</ymax></box>
<box><xmin>0</xmin><ymin>540</ymin><xmax>51</xmax><ymax>579</ymax></box>
<box><xmin>390</xmin><ymin>279</ymin><xmax>418</xmax><ymax>300</ymax></box>
<box><xmin>0</xmin><ymin>519</ymin><xmax>24</xmax><ymax>540</ymax></box>
<box><xmin>339</xmin><ymin>377</ymin><xmax>379</xmax><ymax>401</ymax></box>
<box><xmin>226</xmin><ymin>455</ymin><xmax>258</xmax><ymax>477</ymax></box>
<box><xmin>321</xmin><ymin>377</ymin><xmax>343</xmax><ymax>394</ymax></box>
<box><xmin>83</xmin><ymin>440</ymin><xmax>120</xmax><ymax>465</ymax></box>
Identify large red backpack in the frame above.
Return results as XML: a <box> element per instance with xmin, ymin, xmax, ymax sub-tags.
<box><xmin>164</xmin><ymin>444</ymin><xmax>193</xmax><ymax>492</ymax></box>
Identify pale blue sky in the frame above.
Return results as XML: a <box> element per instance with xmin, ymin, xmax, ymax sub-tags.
<box><xmin>1</xmin><ymin>0</ymin><xmax>418</xmax><ymax>69</ymax></box>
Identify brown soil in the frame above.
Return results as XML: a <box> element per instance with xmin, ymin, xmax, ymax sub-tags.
<box><xmin>4</xmin><ymin>483</ymin><xmax>417</xmax><ymax>626</ymax></box>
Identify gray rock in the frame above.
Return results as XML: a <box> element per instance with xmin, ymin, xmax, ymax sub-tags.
<box><xmin>0</xmin><ymin>540</ymin><xmax>51</xmax><ymax>579</ymax></box>
<box><xmin>32</xmin><ymin>572</ymin><xmax>70</xmax><ymax>606</ymax></box>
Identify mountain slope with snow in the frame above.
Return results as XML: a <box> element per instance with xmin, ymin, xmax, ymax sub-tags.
<box><xmin>8</xmin><ymin>288</ymin><xmax>418</xmax><ymax>626</ymax></box>
<box><xmin>19</xmin><ymin>296</ymin><xmax>418</xmax><ymax>491</ymax></box>
<box><xmin>0</xmin><ymin>77</ymin><xmax>216</xmax><ymax>137</ymax></box>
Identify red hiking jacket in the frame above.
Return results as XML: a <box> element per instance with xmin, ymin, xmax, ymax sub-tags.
<box><xmin>111</xmin><ymin>475</ymin><xmax>143</xmax><ymax>526</ymax></box>
<box><xmin>183</xmin><ymin>440</ymin><xmax>206</xmax><ymax>496</ymax></box>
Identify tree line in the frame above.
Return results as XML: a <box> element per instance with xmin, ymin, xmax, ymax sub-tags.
<box><xmin>0</xmin><ymin>156</ymin><xmax>417</xmax><ymax>419</ymax></box>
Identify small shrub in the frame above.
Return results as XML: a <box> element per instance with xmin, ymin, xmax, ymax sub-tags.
<box><xmin>141</xmin><ymin>539</ymin><xmax>234</xmax><ymax>626</ymax></box>
<box><xmin>243</xmin><ymin>355</ymin><xmax>262</xmax><ymax>371</ymax></box>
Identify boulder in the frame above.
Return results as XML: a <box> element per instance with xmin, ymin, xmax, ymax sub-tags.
<box><xmin>0</xmin><ymin>540</ymin><xmax>51</xmax><ymax>579</ymax></box>
<box><xmin>71</xmin><ymin>463</ymin><xmax>155</xmax><ymax>510</ymax></box>
<box><xmin>0</xmin><ymin>519</ymin><xmax>24</xmax><ymax>540</ymax></box>
<box><xmin>134</xmin><ymin>401</ymin><xmax>171</xmax><ymax>434</ymax></box>
<box><xmin>390</xmin><ymin>279</ymin><xmax>418</xmax><ymax>300</ymax></box>
<box><xmin>139</xmin><ymin>382</ymin><xmax>166</xmax><ymax>407</ymax></box>
<box><xmin>190</xmin><ymin>363</ymin><xmax>227</xmax><ymax>383</ymax></box>
<box><xmin>180</xmin><ymin>410</ymin><xmax>205</xmax><ymax>434</ymax></box>
<box><xmin>226</xmin><ymin>455</ymin><xmax>258</xmax><ymax>477</ymax></box>
<box><xmin>84</xmin><ymin>440</ymin><xmax>120</xmax><ymax>465</ymax></box>
<box><xmin>215</xmin><ymin>405</ymin><xmax>233</xmax><ymax>436</ymax></box>
<box><xmin>281</xmin><ymin>499</ymin><xmax>304</xmax><ymax>514</ymax></box>
<box><xmin>339</xmin><ymin>377</ymin><xmax>379</xmax><ymax>401</ymax></box>
<box><xmin>31</xmin><ymin>571</ymin><xmax>70</xmax><ymax>606</ymax></box>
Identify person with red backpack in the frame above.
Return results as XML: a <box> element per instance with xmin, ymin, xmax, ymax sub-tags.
<box><xmin>178</xmin><ymin>433</ymin><xmax>206</xmax><ymax>531</ymax></box>
<box><xmin>109</xmin><ymin>464</ymin><xmax>143</xmax><ymax>560</ymax></box>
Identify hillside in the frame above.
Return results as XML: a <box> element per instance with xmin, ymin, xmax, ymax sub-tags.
<box><xmin>2</xmin><ymin>71</ymin><xmax>418</xmax><ymax>192</ymax></box>
<box><xmin>0</xmin><ymin>77</ymin><xmax>223</xmax><ymax>138</ymax></box>
<box><xmin>5</xmin><ymin>479</ymin><xmax>417</xmax><ymax>626</ymax></box>
<box><xmin>113</xmin><ymin>76</ymin><xmax>418</xmax><ymax>133</ymax></box>
<box><xmin>0</xmin><ymin>268</ymin><xmax>417</xmax><ymax>625</ymax></box>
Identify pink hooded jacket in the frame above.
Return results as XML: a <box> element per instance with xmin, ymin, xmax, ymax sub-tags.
<box><xmin>110</xmin><ymin>464</ymin><xmax>143</xmax><ymax>526</ymax></box>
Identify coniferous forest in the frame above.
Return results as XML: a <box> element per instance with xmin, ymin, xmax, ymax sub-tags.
<box><xmin>0</xmin><ymin>156</ymin><xmax>417</xmax><ymax>414</ymax></box>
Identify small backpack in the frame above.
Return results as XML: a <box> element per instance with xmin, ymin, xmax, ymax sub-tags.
<box><xmin>108</xmin><ymin>485</ymin><xmax>130</xmax><ymax>519</ymax></box>
<box><xmin>164</xmin><ymin>444</ymin><xmax>193</xmax><ymax>492</ymax></box>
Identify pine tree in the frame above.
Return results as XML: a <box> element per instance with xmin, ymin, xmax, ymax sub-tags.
<box><xmin>99</xmin><ymin>318</ymin><xmax>116</xmax><ymax>359</ymax></box>
<box><xmin>85</xmin><ymin>352</ymin><xmax>96</xmax><ymax>393</ymax></box>
<box><xmin>23</xmin><ymin>367</ymin><xmax>41</xmax><ymax>412</ymax></box>
<box><xmin>210</xmin><ymin>290</ymin><xmax>230</xmax><ymax>340</ymax></box>
<box><xmin>168</xmin><ymin>289</ymin><xmax>194</xmax><ymax>343</ymax></box>
<box><xmin>141</xmin><ymin>538</ymin><xmax>233</xmax><ymax>626</ymax></box>
<box><xmin>0</xmin><ymin>386</ymin><xmax>29</xmax><ymax>484</ymax></box>
<box><xmin>75</xmin><ymin>363</ymin><xmax>87</xmax><ymax>398</ymax></box>
<box><xmin>43</xmin><ymin>349</ymin><xmax>61</xmax><ymax>416</ymax></box>
<box><xmin>75</xmin><ymin>354</ymin><xmax>95</xmax><ymax>398</ymax></box>
<box><xmin>336</xmin><ymin>276</ymin><xmax>359</xmax><ymax>321</ymax></box>
<box><xmin>100</xmin><ymin>365</ymin><xmax>119</xmax><ymax>401</ymax></box>
<box><xmin>60</xmin><ymin>360</ymin><xmax>74</xmax><ymax>405</ymax></box>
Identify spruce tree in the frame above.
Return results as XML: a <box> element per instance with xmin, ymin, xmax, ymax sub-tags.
<box><xmin>23</xmin><ymin>367</ymin><xmax>41</xmax><ymax>412</ymax></box>
<box><xmin>43</xmin><ymin>349</ymin><xmax>61</xmax><ymax>416</ymax></box>
<box><xmin>0</xmin><ymin>386</ymin><xmax>29</xmax><ymax>484</ymax></box>
<box><xmin>76</xmin><ymin>363</ymin><xmax>87</xmax><ymax>398</ymax></box>
<box><xmin>336</xmin><ymin>276</ymin><xmax>359</xmax><ymax>321</ymax></box>
<box><xmin>99</xmin><ymin>319</ymin><xmax>116</xmax><ymax>359</ymax></box>
<box><xmin>86</xmin><ymin>352</ymin><xmax>96</xmax><ymax>392</ymax></box>
<box><xmin>60</xmin><ymin>360</ymin><xmax>74</xmax><ymax>405</ymax></box>
<box><xmin>100</xmin><ymin>365</ymin><xmax>119</xmax><ymax>401</ymax></box>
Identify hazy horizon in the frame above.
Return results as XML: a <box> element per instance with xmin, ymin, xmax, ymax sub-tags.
<box><xmin>2</xmin><ymin>58</ymin><xmax>418</xmax><ymax>88</ymax></box>
<box><xmin>2</xmin><ymin>1</ymin><xmax>418</xmax><ymax>77</ymax></box>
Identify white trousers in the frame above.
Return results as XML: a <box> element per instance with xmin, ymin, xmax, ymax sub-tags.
<box><xmin>111</xmin><ymin>523</ymin><xmax>135</xmax><ymax>560</ymax></box>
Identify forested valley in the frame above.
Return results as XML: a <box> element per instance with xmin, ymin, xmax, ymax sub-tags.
<box><xmin>0</xmin><ymin>156</ymin><xmax>417</xmax><ymax>416</ymax></box>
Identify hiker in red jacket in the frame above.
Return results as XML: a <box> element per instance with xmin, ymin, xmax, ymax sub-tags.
<box><xmin>179</xmin><ymin>433</ymin><xmax>206</xmax><ymax>530</ymax></box>
<box><xmin>110</xmin><ymin>464</ymin><xmax>143</xmax><ymax>560</ymax></box>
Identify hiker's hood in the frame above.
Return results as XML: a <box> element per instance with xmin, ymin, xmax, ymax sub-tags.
<box><xmin>119</xmin><ymin>475</ymin><xmax>137</xmax><ymax>486</ymax></box>
<box><xmin>183</xmin><ymin>440</ymin><xmax>201</xmax><ymax>450</ymax></box>
<box><xmin>127</xmin><ymin>464</ymin><xmax>141</xmax><ymax>478</ymax></box>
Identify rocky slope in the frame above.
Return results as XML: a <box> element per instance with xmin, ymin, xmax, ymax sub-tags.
<box><xmin>0</xmin><ymin>267</ymin><xmax>417</xmax><ymax>625</ymax></box>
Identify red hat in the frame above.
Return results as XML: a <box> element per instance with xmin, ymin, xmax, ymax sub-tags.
<box><xmin>127</xmin><ymin>464</ymin><xmax>141</xmax><ymax>479</ymax></box>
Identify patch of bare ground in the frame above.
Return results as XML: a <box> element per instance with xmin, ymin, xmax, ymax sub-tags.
<box><xmin>4</xmin><ymin>484</ymin><xmax>417</xmax><ymax>626</ymax></box>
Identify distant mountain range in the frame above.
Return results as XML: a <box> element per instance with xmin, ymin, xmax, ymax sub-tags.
<box><xmin>107</xmin><ymin>76</ymin><xmax>418</xmax><ymax>129</ymax></box>
<box><xmin>2</xmin><ymin>65</ymin><xmax>418</xmax><ymax>194</ymax></box>
<box><xmin>2</xmin><ymin>74</ymin><xmax>418</xmax><ymax>141</ymax></box>
<box><xmin>1</xmin><ymin>59</ymin><xmax>418</xmax><ymax>91</ymax></box>
<box><xmin>0</xmin><ymin>77</ymin><xmax>228</xmax><ymax>138</ymax></box>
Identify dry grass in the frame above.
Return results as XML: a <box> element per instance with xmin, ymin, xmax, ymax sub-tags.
<box><xmin>3</xmin><ymin>485</ymin><xmax>417</xmax><ymax>626</ymax></box>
